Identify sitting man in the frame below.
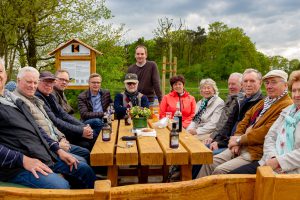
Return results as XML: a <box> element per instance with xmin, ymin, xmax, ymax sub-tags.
<box><xmin>14</xmin><ymin>66</ymin><xmax>90</xmax><ymax>162</ymax></box>
<box><xmin>114</xmin><ymin>73</ymin><xmax>149</xmax><ymax>119</ymax></box>
<box><xmin>35</xmin><ymin>71</ymin><xmax>95</xmax><ymax>151</ymax></box>
<box><xmin>78</xmin><ymin>73</ymin><xmax>112</xmax><ymax>135</ymax></box>
<box><xmin>53</xmin><ymin>69</ymin><xmax>75</xmax><ymax>115</ymax></box>
<box><xmin>197</xmin><ymin>69</ymin><xmax>293</xmax><ymax>178</ymax></box>
<box><xmin>0</xmin><ymin>59</ymin><xmax>96</xmax><ymax>189</ymax></box>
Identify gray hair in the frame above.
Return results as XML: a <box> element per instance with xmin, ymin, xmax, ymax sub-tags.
<box><xmin>199</xmin><ymin>78</ymin><xmax>219</xmax><ymax>95</ymax></box>
<box><xmin>229</xmin><ymin>72</ymin><xmax>243</xmax><ymax>84</ymax></box>
<box><xmin>243</xmin><ymin>68</ymin><xmax>262</xmax><ymax>81</ymax></box>
<box><xmin>17</xmin><ymin>66</ymin><xmax>40</xmax><ymax>79</ymax></box>
<box><xmin>0</xmin><ymin>57</ymin><xmax>5</xmax><ymax>68</ymax></box>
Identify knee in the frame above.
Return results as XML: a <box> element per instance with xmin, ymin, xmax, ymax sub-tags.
<box><xmin>212</xmin><ymin>166</ymin><xmax>227</xmax><ymax>175</ymax></box>
<box><xmin>43</xmin><ymin>174</ymin><xmax>70</xmax><ymax>189</ymax></box>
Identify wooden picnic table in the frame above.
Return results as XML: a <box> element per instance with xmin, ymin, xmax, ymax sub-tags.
<box><xmin>90</xmin><ymin>119</ymin><xmax>212</xmax><ymax>186</ymax></box>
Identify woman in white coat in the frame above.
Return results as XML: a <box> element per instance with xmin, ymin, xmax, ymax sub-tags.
<box><xmin>187</xmin><ymin>78</ymin><xmax>224</xmax><ymax>141</ymax></box>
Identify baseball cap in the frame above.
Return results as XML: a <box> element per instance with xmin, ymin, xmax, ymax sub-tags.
<box><xmin>262</xmin><ymin>70</ymin><xmax>288</xmax><ymax>82</ymax></box>
<box><xmin>124</xmin><ymin>73</ymin><xmax>138</xmax><ymax>83</ymax></box>
<box><xmin>40</xmin><ymin>71</ymin><xmax>56</xmax><ymax>81</ymax></box>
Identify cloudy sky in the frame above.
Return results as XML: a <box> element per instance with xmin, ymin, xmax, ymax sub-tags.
<box><xmin>105</xmin><ymin>0</ymin><xmax>300</xmax><ymax>60</ymax></box>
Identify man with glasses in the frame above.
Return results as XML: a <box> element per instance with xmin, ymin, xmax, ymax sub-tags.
<box><xmin>114</xmin><ymin>73</ymin><xmax>149</xmax><ymax>119</ymax></box>
<box><xmin>53</xmin><ymin>69</ymin><xmax>74</xmax><ymax>115</ymax></box>
<box><xmin>197</xmin><ymin>69</ymin><xmax>293</xmax><ymax>178</ymax></box>
<box><xmin>78</xmin><ymin>73</ymin><xmax>112</xmax><ymax>136</ymax></box>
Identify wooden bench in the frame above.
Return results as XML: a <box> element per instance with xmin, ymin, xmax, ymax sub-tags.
<box><xmin>1</xmin><ymin>167</ymin><xmax>300</xmax><ymax>200</ymax></box>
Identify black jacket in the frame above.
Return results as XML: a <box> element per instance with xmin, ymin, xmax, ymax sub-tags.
<box><xmin>35</xmin><ymin>90</ymin><xmax>84</xmax><ymax>139</ymax></box>
<box><xmin>214</xmin><ymin>91</ymin><xmax>264</xmax><ymax>148</ymax></box>
<box><xmin>78</xmin><ymin>89</ymin><xmax>112</xmax><ymax>121</ymax></box>
<box><xmin>0</xmin><ymin>97</ymin><xmax>58</xmax><ymax>181</ymax></box>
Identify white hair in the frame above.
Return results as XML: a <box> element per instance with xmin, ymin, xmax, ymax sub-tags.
<box><xmin>229</xmin><ymin>72</ymin><xmax>243</xmax><ymax>84</ymax></box>
<box><xmin>0</xmin><ymin>57</ymin><xmax>5</xmax><ymax>68</ymax></box>
<box><xmin>243</xmin><ymin>68</ymin><xmax>262</xmax><ymax>81</ymax></box>
<box><xmin>199</xmin><ymin>78</ymin><xmax>219</xmax><ymax>95</ymax></box>
<box><xmin>17</xmin><ymin>66</ymin><xmax>40</xmax><ymax>79</ymax></box>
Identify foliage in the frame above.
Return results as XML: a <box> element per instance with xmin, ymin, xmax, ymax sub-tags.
<box><xmin>130</xmin><ymin>106</ymin><xmax>151</xmax><ymax>119</ymax></box>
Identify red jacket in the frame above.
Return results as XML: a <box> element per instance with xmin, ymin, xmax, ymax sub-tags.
<box><xmin>160</xmin><ymin>90</ymin><xmax>196</xmax><ymax>128</ymax></box>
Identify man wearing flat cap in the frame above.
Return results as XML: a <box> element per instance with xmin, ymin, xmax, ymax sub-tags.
<box><xmin>197</xmin><ymin>69</ymin><xmax>293</xmax><ymax>177</ymax></box>
<box><xmin>114</xmin><ymin>73</ymin><xmax>149</xmax><ymax>119</ymax></box>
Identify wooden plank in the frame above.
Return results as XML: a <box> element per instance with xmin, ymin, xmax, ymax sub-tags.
<box><xmin>90</xmin><ymin>120</ymin><xmax>118</xmax><ymax>166</ymax></box>
<box><xmin>179</xmin><ymin>129</ymin><xmax>213</xmax><ymax>164</ymax></box>
<box><xmin>116</xmin><ymin>122</ymin><xmax>138</xmax><ymax>165</ymax></box>
<box><xmin>137</xmin><ymin>133</ymin><xmax>164</xmax><ymax>165</ymax></box>
<box><xmin>155</xmin><ymin>128</ymin><xmax>189</xmax><ymax>165</ymax></box>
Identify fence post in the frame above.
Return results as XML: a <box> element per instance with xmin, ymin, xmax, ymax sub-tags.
<box><xmin>162</xmin><ymin>56</ymin><xmax>166</xmax><ymax>96</ymax></box>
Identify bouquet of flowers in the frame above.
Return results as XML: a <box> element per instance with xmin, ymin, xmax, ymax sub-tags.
<box><xmin>130</xmin><ymin>106</ymin><xmax>151</xmax><ymax>119</ymax></box>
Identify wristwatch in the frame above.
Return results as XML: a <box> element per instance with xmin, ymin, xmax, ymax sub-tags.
<box><xmin>236</xmin><ymin>136</ymin><xmax>241</xmax><ymax>145</ymax></box>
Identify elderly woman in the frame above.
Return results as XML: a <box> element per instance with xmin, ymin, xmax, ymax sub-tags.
<box><xmin>187</xmin><ymin>78</ymin><xmax>224</xmax><ymax>141</ymax></box>
<box><xmin>114</xmin><ymin>73</ymin><xmax>149</xmax><ymax>119</ymax></box>
<box><xmin>160</xmin><ymin>75</ymin><xmax>196</xmax><ymax>128</ymax></box>
<box><xmin>230</xmin><ymin>70</ymin><xmax>300</xmax><ymax>174</ymax></box>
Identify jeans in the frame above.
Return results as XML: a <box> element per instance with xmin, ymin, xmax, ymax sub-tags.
<box><xmin>192</xmin><ymin>145</ymin><xmax>227</xmax><ymax>179</ymax></box>
<box><xmin>69</xmin><ymin>144</ymin><xmax>90</xmax><ymax>163</ymax></box>
<box><xmin>9</xmin><ymin>158</ymin><xmax>96</xmax><ymax>189</ymax></box>
<box><xmin>84</xmin><ymin>118</ymin><xmax>103</xmax><ymax>138</ymax></box>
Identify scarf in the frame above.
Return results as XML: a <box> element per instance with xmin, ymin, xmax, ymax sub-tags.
<box><xmin>259</xmin><ymin>90</ymin><xmax>288</xmax><ymax>117</ymax></box>
<box><xmin>192</xmin><ymin>96</ymin><xmax>211</xmax><ymax>124</ymax></box>
<box><xmin>125</xmin><ymin>90</ymin><xmax>139</xmax><ymax>108</ymax></box>
<box><xmin>276</xmin><ymin>104</ymin><xmax>300</xmax><ymax>156</ymax></box>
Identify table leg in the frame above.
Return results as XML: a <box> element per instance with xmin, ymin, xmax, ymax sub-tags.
<box><xmin>181</xmin><ymin>165</ymin><xmax>192</xmax><ymax>181</ymax></box>
<box><xmin>107</xmin><ymin>165</ymin><xmax>118</xmax><ymax>186</ymax></box>
<box><xmin>139</xmin><ymin>165</ymin><xmax>149</xmax><ymax>183</ymax></box>
<box><xmin>163</xmin><ymin>165</ymin><xmax>169</xmax><ymax>182</ymax></box>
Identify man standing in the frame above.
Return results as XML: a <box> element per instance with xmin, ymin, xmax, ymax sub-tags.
<box><xmin>128</xmin><ymin>45</ymin><xmax>162</xmax><ymax>103</ymax></box>
<box><xmin>53</xmin><ymin>69</ymin><xmax>74</xmax><ymax>115</ymax></box>
<box><xmin>0</xmin><ymin>59</ymin><xmax>96</xmax><ymax>189</ymax></box>
<box><xmin>35</xmin><ymin>71</ymin><xmax>95</xmax><ymax>151</ymax></box>
<box><xmin>197</xmin><ymin>69</ymin><xmax>293</xmax><ymax>177</ymax></box>
<box><xmin>78</xmin><ymin>73</ymin><xmax>112</xmax><ymax>135</ymax></box>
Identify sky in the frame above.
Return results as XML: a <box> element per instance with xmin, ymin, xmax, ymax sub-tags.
<box><xmin>105</xmin><ymin>0</ymin><xmax>300</xmax><ymax>60</ymax></box>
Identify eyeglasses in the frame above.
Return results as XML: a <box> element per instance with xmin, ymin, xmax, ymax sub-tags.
<box><xmin>127</xmin><ymin>82</ymin><xmax>137</xmax><ymax>85</ymax></box>
<box><xmin>264</xmin><ymin>80</ymin><xmax>284</xmax><ymax>86</ymax></box>
<box><xmin>90</xmin><ymin>81</ymin><xmax>101</xmax><ymax>85</ymax></box>
<box><xmin>41</xmin><ymin>80</ymin><xmax>55</xmax><ymax>85</ymax></box>
<box><xmin>57</xmin><ymin>77</ymin><xmax>70</xmax><ymax>83</ymax></box>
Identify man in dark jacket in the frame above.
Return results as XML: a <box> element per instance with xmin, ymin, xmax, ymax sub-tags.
<box><xmin>0</xmin><ymin>61</ymin><xmax>96</xmax><ymax>188</ymax></box>
<box><xmin>36</xmin><ymin>71</ymin><xmax>95</xmax><ymax>151</ymax></box>
<box><xmin>78</xmin><ymin>73</ymin><xmax>112</xmax><ymax>135</ymax></box>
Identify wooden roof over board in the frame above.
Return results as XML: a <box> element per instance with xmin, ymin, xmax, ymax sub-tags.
<box><xmin>48</xmin><ymin>38</ymin><xmax>102</xmax><ymax>56</ymax></box>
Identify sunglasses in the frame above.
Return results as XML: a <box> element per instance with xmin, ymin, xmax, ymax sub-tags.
<box><xmin>127</xmin><ymin>82</ymin><xmax>137</xmax><ymax>85</ymax></box>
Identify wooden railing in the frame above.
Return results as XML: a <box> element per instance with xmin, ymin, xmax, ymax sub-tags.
<box><xmin>1</xmin><ymin>166</ymin><xmax>299</xmax><ymax>200</ymax></box>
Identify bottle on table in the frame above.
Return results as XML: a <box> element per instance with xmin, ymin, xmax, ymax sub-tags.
<box><xmin>170</xmin><ymin>122</ymin><xmax>179</xmax><ymax>149</ymax></box>
<box><xmin>124</xmin><ymin>109</ymin><xmax>132</xmax><ymax>126</ymax></box>
<box><xmin>151</xmin><ymin>96</ymin><xmax>160</xmax><ymax>122</ymax></box>
<box><xmin>102</xmin><ymin>117</ymin><xmax>112</xmax><ymax>141</ymax></box>
<box><xmin>173</xmin><ymin>101</ymin><xmax>182</xmax><ymax>132</ymax></box>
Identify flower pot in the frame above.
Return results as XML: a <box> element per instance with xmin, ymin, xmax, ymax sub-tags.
<box><xmin>132</xmin><ymin>117</ymin><xmax>148</xmax><ymax>129</ymax></box>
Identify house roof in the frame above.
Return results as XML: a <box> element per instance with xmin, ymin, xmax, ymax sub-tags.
<box><xmin>48</xmin><ymin>38</ymin><xmax>102</xmax><ymax>56</ymax></box>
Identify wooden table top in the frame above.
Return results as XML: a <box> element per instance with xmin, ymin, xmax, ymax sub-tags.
<box><xmin>91</xmin><ymin>119</ymin><xmax>212</xmax><ymax>167</ymax></box>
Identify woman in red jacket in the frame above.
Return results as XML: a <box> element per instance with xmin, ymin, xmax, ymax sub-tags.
<box><xmin>160</xmin><ymin>75</ymin><xmax>196</xmax><ymax>128</ymax></box>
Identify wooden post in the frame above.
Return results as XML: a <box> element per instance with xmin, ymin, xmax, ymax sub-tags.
<box><xmin>169</xmin><ymin>43</ymin><xmax>173</xmax><ymax>79</ymax></box>
<box><xmin>173</xmin><ymin>57</ymin><xmax>177</xmax><ymax>76</ymax></box>
<box><xmin>162</xmin><ymin>56</ymin><xmax>166</xmax><ymax>96</ymax></box>
<box><xmin>254</xmin><ymin>166</ymin><xmax>275</xmax><ymax>200</ymax></box>
<box><xmin>94</xmin><ymin>180</ymin><xmax>111</xmax><ymax>200</ymax></box>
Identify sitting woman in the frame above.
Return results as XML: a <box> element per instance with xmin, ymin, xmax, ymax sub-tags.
<box><xmin>160</xmin><ymin>75</ymin><xmax>196</xmax><ymax>128</ymax></box>
<box><xmin>114</xmin><ymin>73</ymin><xmax>149</xmax><ymax>119</ymax></box>
<box><xmin>230</xmin><ymin>70</ymin><xmax>300</xmax><ymax>174</ymax></box>
<box><xmin>187</xmin><ymin>78</ymin><xmax>224</xmax><ymax>141</ymax></box>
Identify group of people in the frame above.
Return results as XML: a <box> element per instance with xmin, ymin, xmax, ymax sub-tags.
<box><xmin>1</xmin><ymin>44</ymin><xmax>300</xmax><ymax>189</ymax></box>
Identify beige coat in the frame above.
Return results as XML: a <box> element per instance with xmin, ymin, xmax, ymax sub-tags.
<box><xmin>187</xmin><ymin>95</ymin><xmax>224</xmax><ymax>140</ymax></box>
<box><xmin>14</xmin><ymin>89</ymin><xmax>64</xmax><ymax>141</ymax></box>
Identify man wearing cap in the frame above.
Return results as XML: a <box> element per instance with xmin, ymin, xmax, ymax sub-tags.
<box><xmin>78</xmin><ymin>73</ymin><xmax>112</xmax><ymax>136</ymax></box>
<box><xmin>52</xmin><ymin>69</ymin><xmax>75</xmax><ymax>115</ymax></box>
<box><xmin>114</xmin><ymin>73</ymin><xmax>149</xmax><ymax>119</ymax></box>
<box><xmin>128</xmin><ymin>45</ymin><xmax>162</xmax><ymax>104</ymax></box>
<box><xmin>35</xmin><ymin>71</ymin><xmax>95</xmax><ymax>151</ymax></box>
<box><xmin>197</xmin><ymin>69</ymin><xmax>293</xmax><ymax>177</ymax></box>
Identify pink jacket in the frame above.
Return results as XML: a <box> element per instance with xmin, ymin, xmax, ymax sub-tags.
<box><xmin>160</xmin><ymin>90</ymin><xmax>196</xmax><ymax>128</ymax></box>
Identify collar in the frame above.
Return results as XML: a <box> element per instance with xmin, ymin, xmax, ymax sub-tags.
<box><xmin>136</xmin><ymin>61</ymin><xmax>147</xmax><ymax>67</ymax></box>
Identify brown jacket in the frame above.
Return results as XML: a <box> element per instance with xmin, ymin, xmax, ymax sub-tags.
<box><xmin>236</xmin><ymin>94</ymin><xmax>293</xmax><ymax>160</ymax></box>
<box><xmin>78</xmin><ymin>89</ymin><xmax>112</xmax><ymax>121</ymax></box>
